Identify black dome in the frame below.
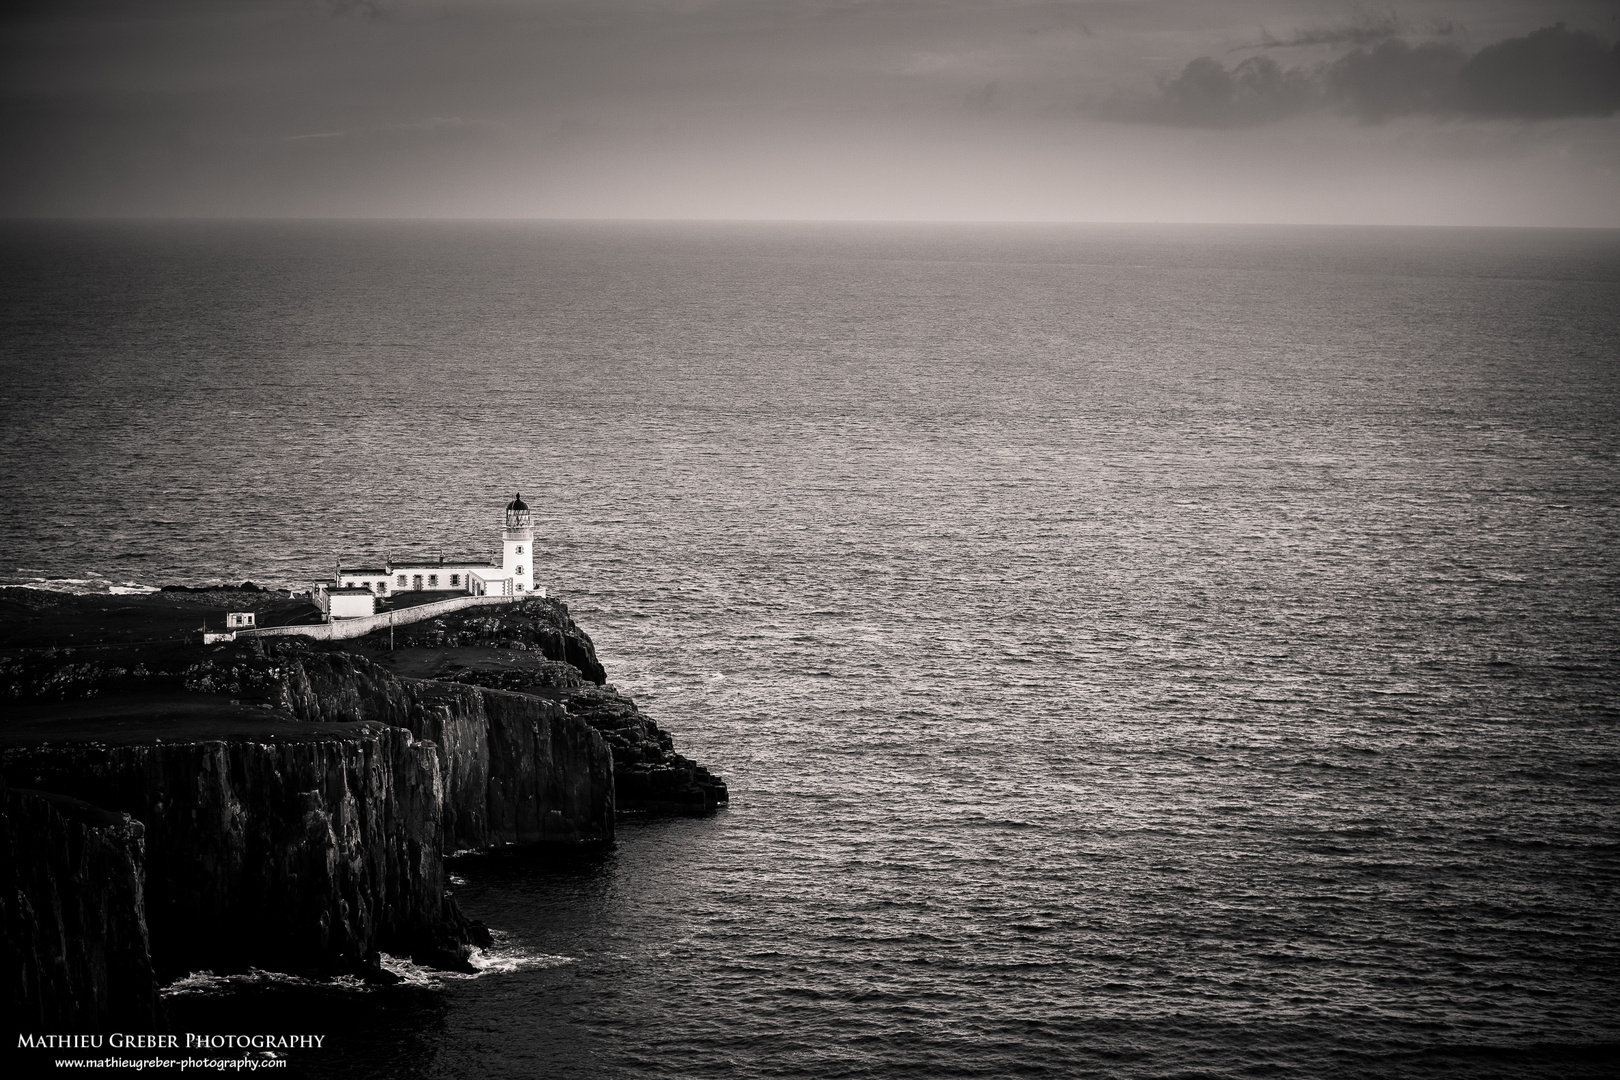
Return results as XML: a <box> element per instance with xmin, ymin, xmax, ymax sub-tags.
<box><xmin>506</xmin><ymin>493</ymin><xmax>528</xmax><ymax>512</ymax></box>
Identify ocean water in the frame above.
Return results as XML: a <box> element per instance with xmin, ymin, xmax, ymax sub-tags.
<box><xmin>2</xmin><ymin>220</ymin><xmax>1618</xmax><ymax>1078</ymax></box>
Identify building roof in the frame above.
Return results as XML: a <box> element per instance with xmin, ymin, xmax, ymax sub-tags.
<box><xmin>342</xmin><ymin>567</ymin><xmax>388</xmax><ymax>576</ymax></box>
<box><xmin>390</xmin><ymin>560</ymin><xmax>500</xmax><ymax>570</ymax></box>
<box><xmin>507</xmin><ymin>492</ymin><xmax>528</xmax><ymax>512</ymax></box>
<box><xmin>328</xmin><ymin>587</ymin><xmax>375</xmax><ymax>595</ymax></box>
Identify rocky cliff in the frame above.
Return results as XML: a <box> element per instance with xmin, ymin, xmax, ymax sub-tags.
<box><xmin>1</xmin><ymin>782</ymin><xmax>162</xmax><ymax>1031</ymax></box>
<box><xmin>2</xmin><ymin>724</ymin><xmax>478</xmax><ymax>981</ymax></box>
<box><xmin>329</xmin><ymin>596</ymin><xmax>728</xmax><ymax>813</ymax></box>
<box><xmin>1</xmin><ymin>591</ymin><xmax>724</xmax><ymax>1035</ymax></box>
<box><xmin>404</xmin><ymin>680</ymin><xmax>614</xmax><ymax>848</ymax></box>
<box><xmin>275</xmin><ymin>649</ymin><xmax>616</xmax><ymax>847</ymax></box>
<box><xmin>559</xmin><ymin>685</ymin><xmax>728</xmax><ymax>813</ymax></box>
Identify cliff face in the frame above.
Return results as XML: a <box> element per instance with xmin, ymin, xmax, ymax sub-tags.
<box><xmin>277</xmin><ymin>646</ymin><xmax>721</xmax><ymax>816</ymax></box>
<box><xmin>1</xmin><ymin>784</ymin><xmax>162</xmax><ymax>1031</ymax></box>
<box><xmin>1</xmin><ymin>727</ymin><xmax>474</xmax><ymax>981</ymax></box>
<box><xmin>276</xmin><ymin>651</ymin><xmax>615</xmax><ymax>848</ymax></box>
<box><xmin>1</xmin><ymin>593</ymin><xmax>718</xmax><ymax>1034</ymax></box>
<box><xmin>278</xmin><ymin>650</ymin><xmax>413</xmax><ymax>726</ymax></box>
<box><xmin>404</xmin><ymin>680</ymin><xmax>614</xmax><ymax>849</ymax></box>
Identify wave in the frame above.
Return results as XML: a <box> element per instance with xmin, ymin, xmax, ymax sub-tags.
<box><xmin>161</xmin><ymin>943</ymin><xmax>572</xmax><ymax>997</ymax></box>
<box><xmin>161</xmin><ymin>968</ymin><xmax>377</xmax><ymax>997</ymax></box>
<box><xmin>380</xmin><ymin>944</ymin><xmax>575</xmax><ymax>986</ymax></box>
<box><xmin>1</xmin><ymin>576</ymin><xmax>161</xmax><ymax>596</ymax></box>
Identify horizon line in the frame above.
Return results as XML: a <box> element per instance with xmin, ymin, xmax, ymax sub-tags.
<box><xmin>3</xmin><ymin>215</ymin><xmax>1618</xmax><ymax>232</ymax></box>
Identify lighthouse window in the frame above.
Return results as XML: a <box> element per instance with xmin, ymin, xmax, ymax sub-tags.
<box><xmin>516</xmin><ymin>566</ymin><xmax>524</xmax><ymax>576</ymax></box>
<box><xmin>516</xmin><ymin>546</ymin><xmax>523</xmax><ymax>555</ymax></box>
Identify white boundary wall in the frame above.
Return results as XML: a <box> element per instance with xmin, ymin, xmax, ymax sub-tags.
<box><xmin>240</xmin><ymin>593</ymin><xmax>519</xmax><ymax>642</ymax></box>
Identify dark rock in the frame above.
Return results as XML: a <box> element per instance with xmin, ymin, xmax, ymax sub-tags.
<box><xmin>397</xmin><ymin>677</ymin><xmax>615</xmax><ymax>848</ymax></box>
<box><xmin>2</xmin><ymin>728</ymin><xmax>469</xmax><ymax>980</ymax></box>
<box><xmin>361</xmin><ymin>597</ymin><xmax>608</xmax><ymax>684</ymax></box>
<box><xmin>1</xmin><ymin>781</ymin><xmax>164</xmax><ymax>1032</ymax></box>
<box><xmin>556</xmin><ymin>685</ymin><xmax>729</xmax><ymax>814</ymax></box>
<box><xmin>0</xmin><ymin>594</ymin><xmax>724</xmax><ymax>1033</ymax></box>
<box><xmin>274</xmin><ymin>653</ymin><xmax>616</xmax><ymax>848</ymax></box>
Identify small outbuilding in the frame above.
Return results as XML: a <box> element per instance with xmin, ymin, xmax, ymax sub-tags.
<box><xmin>320</xmin><ymin>586</ymin><xmax>377</xmax><ymax>621</ymax></box>
<box><xmin>226</xmin><ymin>612</ymin><xmax>256</xmax><ymax>629</ymax></box>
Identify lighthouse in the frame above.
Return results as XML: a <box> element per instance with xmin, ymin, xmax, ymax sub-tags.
<box><xmin>330</xmin><ymin>491</ymin><xmax>543</xmax><ymax>599</ymax></box>
<box><xmin>503</xmin><ymin>493</ymin><xmax>534</xmax><ymax>593</ymax></box>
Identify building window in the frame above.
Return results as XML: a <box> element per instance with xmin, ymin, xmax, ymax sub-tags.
<box><xmin>397</xmin><ymin>575</ymin><xmax>407</xmax><ymax>587</ymax></box>
<box><xmin>450</xmin><ymin>574</ymin><xmax>460</xmax><ymax>587</ymax></box>
<box><xmin>378</xmin><ymin>582</ymin><xmax>388</xmax><ymax>593</ymax></box>
<box><xmin>428</xmin><ymin>574</ymin><xmax>438</xmax><ymax>587</ymax></box>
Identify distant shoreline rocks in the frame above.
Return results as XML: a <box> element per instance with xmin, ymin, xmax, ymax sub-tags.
<box><xmin>2</xmin><ymin>578</ymin><xmax>285</xmax><ymax>598</ymax></box>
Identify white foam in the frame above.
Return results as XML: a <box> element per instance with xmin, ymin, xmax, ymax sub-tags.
<box><xmin>161</xmin><ymin>967</ymin><xmax>359</xmax><ymax>996</ymax></box>
<box><xmin>2</xmin><ymin>577</ymin><xmax>161</xmax><ymax>596</ymax></box>
<box><xmin>377</xmin><ymin>946</ymin><xmax>575</xmax><ymax>987</ymax></box>
<box><xmin>162</xmin><ymin>970</ymin><xmax>231</xmax><ymax>996</ymax></box>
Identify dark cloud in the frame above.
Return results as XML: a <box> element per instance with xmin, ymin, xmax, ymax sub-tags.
<box><xmin>1460</xmin><ymin>23</ymin><xmax>1620</xmax><ymax>118</ymax></box>
<box><xmin>1101</xmin><ymin>55</ymin><xmax>1320</xmax><ymax>127</ymax></box>
<box><xmin>1330</xmin><ymin>38</ymin><xmax>1467</xmax><ymax>122</ymax></box>
<box><xmin>1112</xmin><ymin>24</ymin><xmax>1620</xmax><ymax>128</ymax></box>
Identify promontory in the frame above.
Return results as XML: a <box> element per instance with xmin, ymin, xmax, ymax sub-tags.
<box><xmin>0</xmin><ymin>584</ymin><xmax>727</xmax><ymax>1033</ymax></box>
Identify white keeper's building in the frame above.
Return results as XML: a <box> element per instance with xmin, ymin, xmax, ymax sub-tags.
<box><xmin>316</xmin><ymin>493</ymin><xmax>542</xmax><ymax>620</ymax></box>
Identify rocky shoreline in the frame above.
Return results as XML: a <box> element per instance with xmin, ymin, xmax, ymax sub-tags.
<box><xmin>0</xmin><ymin>590</ymin><xmax>726</xmax><ymax>1031</ymax></box>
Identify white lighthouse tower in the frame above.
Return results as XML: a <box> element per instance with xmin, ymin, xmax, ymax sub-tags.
<box><xmin>503</xmin><ymin>493</ymin><xmax>534</xmax><ymax>594</ymax></box>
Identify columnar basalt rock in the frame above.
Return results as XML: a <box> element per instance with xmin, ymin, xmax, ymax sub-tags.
<box><xmin>1</xmin><ymin>727</ymin><xmax>474</xmax><ymax>981</ymax></box>
<box><xmin>272</xmin><ymin>653</ymin><xmax>616</xmax><ymax>848</ymax></box>
<box><xmin>1</xmin><ymin>783</ymin><xmax>162</xmax><ymax>1031</ymax></box>
<box><xmin>400</xmin><ymin>679</ymin><xmax>615</xmax><ymax>849</ymax></box>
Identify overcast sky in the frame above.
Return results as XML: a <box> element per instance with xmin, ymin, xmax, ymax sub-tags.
<box><xmin>3</xmin><ymin>0</ymin><xmax>1618</xmax><ymax>223</ymax></box>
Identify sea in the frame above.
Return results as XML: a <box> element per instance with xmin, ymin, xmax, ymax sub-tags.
<box><xmin>1</xmin><ymin>220</ymin><xmax>1618</xmax><ymax>1079</ymax></box>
